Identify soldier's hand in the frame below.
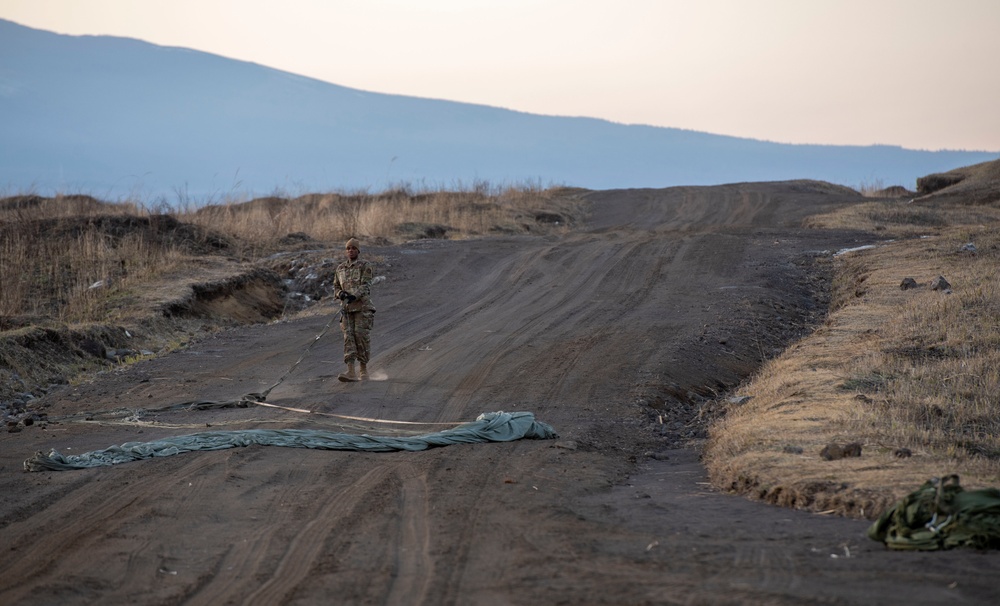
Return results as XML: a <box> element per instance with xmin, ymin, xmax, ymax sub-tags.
<box><xmin>344</xmin><ymin>293</ymin><xmax>357</xmax><ymax>304</ymax></box>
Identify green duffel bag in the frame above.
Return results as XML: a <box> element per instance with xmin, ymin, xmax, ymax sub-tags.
<box><xmin>868</xmin><ymin>474</ymin><xmax>1000</xmax><ymax>550</ymax></box>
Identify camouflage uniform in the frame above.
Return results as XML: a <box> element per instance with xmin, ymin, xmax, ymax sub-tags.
<box><xmin>333</xmin><ymin>256</ymin><xmax>376</xmax><ymax>365</ymax></box>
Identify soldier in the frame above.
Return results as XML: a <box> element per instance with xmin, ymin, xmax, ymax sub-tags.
<box><xmin>333</xmin><ymin>238</ymin><xmax>375</xmax><ymax>381</ymax></box>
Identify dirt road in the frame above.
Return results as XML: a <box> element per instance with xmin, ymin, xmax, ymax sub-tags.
<box><xmin>2</xmin><ymin>182</ymin><xmax>998</xmax><ymax>605</ymax></box>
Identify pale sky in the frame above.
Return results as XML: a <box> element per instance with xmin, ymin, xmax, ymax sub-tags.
<box><xmin>3</xmin><ymin>0</ymin><xmax>999</xmax><ymax>151</ymax></box>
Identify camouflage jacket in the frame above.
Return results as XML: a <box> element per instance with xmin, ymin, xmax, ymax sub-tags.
<box><xmin>333</xmin><ymin>258</ymin><xmax>375</xmax><ymax>313</ymax></box>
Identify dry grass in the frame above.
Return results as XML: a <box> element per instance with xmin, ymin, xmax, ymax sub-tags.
<box><xmin>179</xmin><ymin>183</ymin><xmax>585</xmax><ymax>258</ymax></box>
<box><xmin>705</xmin><ymin>220</ymin><xmax>1000</xmax><ymax>518</ymax></box>
<box><xmin>806</xmin><ymin>198</ymin><xmax>1000</xmax><ymax>239</ymax></box>
<box><xmin>0</xmin><ymin>185</ymin><xmax>587</xmax><ymax>326</ymax></box>
<box><xmin>0</xmin><ymin>195</ymin><xmax>190</xmax><ymax>323</ymax></box>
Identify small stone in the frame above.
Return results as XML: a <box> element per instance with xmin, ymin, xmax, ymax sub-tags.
<box><xmin>899</xmin><ymin>277</ymin><xmax>918</xmax><ymax>290</ymax></box>
<box><xmin>930</xmin><ymin>276</ymin><xmax>951</xmax><ymax>291</ymax></box>
<box><xmin>820</xmin><ymin>442</ymin><xmax>863</xmax><ymax>461</ymax></box>
<box><xmin>79</xmin><ymin>338</ymin><xmax>107</xmax><ymax>359</ymax></box>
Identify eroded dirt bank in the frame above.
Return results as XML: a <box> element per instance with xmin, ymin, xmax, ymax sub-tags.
<box><xmin>2</xmin><ymin>182</ymin><xmax>998</xmax><ymax>605</ymax></box>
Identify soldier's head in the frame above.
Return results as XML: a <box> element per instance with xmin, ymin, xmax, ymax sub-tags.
<box><xmin>345</xmin><ymin>238</ymin><xmax>360</xmax><ymax>261</ymax></box>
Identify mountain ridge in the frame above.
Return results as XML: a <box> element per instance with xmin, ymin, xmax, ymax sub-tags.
<box><xmin>1</xmin><ymin>18</ymin><xmax>996</xmax><ymax>202</ymax></box>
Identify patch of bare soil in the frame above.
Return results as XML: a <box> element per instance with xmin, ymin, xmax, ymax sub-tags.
<box><xmin>2</xmin><ymin>181</ymin><xmax>998</xmax><ymax>605</ymax></box>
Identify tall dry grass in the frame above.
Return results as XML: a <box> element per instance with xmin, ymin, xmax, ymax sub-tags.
<box><xmin>853</xmin><ymin>177</ymin><xmax>888</xmax><ymax>198</ymax></box>
<box><xmin>0</xmin><ymin>195</ymin><xmax>188</xmax><ymax>323</ymax></box>
<box><xmin>1</xmin><ymin>228</ymin><xmax>186</xmax><ymax>322</ymax></box>
<box><xmin>0</xmin><ymin>184</ymin><xmax>586</xmax><ymax>325</ymax></box>
<box><xmin>178</xmin><ymin>182</ymin><xmax>581</xmax><ymax>256</ymax></box>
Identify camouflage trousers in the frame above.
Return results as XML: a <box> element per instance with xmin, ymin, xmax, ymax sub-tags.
<box><xmin>341</xmin><ymin>309</ymin><xmax>374</xmax><ymax>364</ymax></box>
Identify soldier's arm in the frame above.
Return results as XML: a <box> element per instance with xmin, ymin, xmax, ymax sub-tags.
<box><xmin>332</xmin><ymin>266</ymin><xmax>346</xmax><ymax>300</ymax></box>
<box><xmin>356</xmin><ymin>262</ymin><xmax>375</xmax><ymax>300</ymax></box>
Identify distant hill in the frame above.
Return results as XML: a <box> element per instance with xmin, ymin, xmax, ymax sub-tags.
<box><xmin>916</xmin><ymin>158</ymin><xmax>1000</xmax><ymax>204</ymax></box>
<box><xmin>1</xmin><ymin>19</ymin><xmax>997</xmax><ymax>202</ymax></box>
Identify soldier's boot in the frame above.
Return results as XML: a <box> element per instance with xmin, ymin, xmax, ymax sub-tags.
<box><xmin>338</xmin><ymin>361</ymin><xmax>359</xmax><ymax>382</ymax></box>
<box><xmin>359</xmin><ymin>363</ymin><xmax>369</xmax><ymax>381</ymax></box>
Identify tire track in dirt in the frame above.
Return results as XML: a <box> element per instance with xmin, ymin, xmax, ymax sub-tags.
<box><xmin>477</xmin><ymin>235</ymin><xmax>684</xmax><ymax>413</ymax></box>
<box><xmin>0</xmin><ymin>456</ymin><xmax>217</xmax><ymax>605</ymax></box>
<box><xmin>239</xmin><ymin>466</ymin><xmax>393</xmax><ymax>605</ymax></box>
<box><xmin>381</xmin><ymin>463</ymin><xmax>434</xmax><ymax>606</ymax></box>
<box><xmin>491</xmin><ymin>234</ymin><xmax>683</xmax><ymax>400</ymax></box>
<box><xmin>372</xmin><ymin>235</ymin><xmax>686</xmax><ymax>601</ymax></box>
<box><xmin>371</xmin><ymin>241</ymin><xmax>527</xmax><ymax>367</ymax></box>
<box><xmin>340</xmin><ymin>244</ymin><xmax>534</xmax><ymax>419</ymax></box>
<box><xmin>340</xmin><ymin>233</ymin><xmax>648</xmax><ymax>423</ymax></box>
<box><xmin>373</xmin><ymin>197</ymin><xmax>816</xmax><ymax>601</ymax></box>
<box><xmin>427</xmin><ymin>448</ymin><xmax>512</xmax><ymax>606</ymax></box>
<box><xmin>309</xmin><ymin>240</ymin><xmax>617</xmax><ymax>598</ymax></box>
<box><xmin>223</xmin><ymin>461</ymin><xmax>436</xmax><ymax>606</ymax></box>
<box><xmin>180</xmin><ymin>452</ymin><xmax>343</xmax><ymax>605</ymax></box>
<box><xmin>387</xmin><ymin>234</ymin><xmax>667</xmax><ymax>423</ymax></box>
<box><xmin>359</xmin><ymin>244</ymin><xmax>548</xmax><ymax>419</ymax></box>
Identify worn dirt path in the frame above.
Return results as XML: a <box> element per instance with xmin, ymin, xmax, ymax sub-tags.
<box><xmin>2</xmin><ymin>182</ymin><xmax>998</xmax><ymax>605</ymax></box>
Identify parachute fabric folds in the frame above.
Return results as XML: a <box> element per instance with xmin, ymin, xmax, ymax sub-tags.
<box><xmin>24</xmin><ymin>411</ymin><xmax>558</xmax><ymax>472</ymax></box>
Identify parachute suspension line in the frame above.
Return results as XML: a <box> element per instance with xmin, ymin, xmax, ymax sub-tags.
<box><xmin>49</xmin><ymin>300</ymin><xmax>465</xmax><ymax>428</ymax></box>
<box><xmin>249</xmin><ymin>311</ymin><xmax>341</xmax><ymax>403</ymax></box>
<box><xmin>251</xmin><ymin>400</ymin><xmax>464</xmax><ymax>426</ymax></box>
<box><xmin>43</xmin><ymin>311</ymin><xmax>342</xmax><ymax>425</ymax></box>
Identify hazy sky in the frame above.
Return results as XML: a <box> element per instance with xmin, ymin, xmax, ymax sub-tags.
<box><xmin>3</xmin><ymin>0</ymin><xmax>998</xmax><ymax>151</ymax></box>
